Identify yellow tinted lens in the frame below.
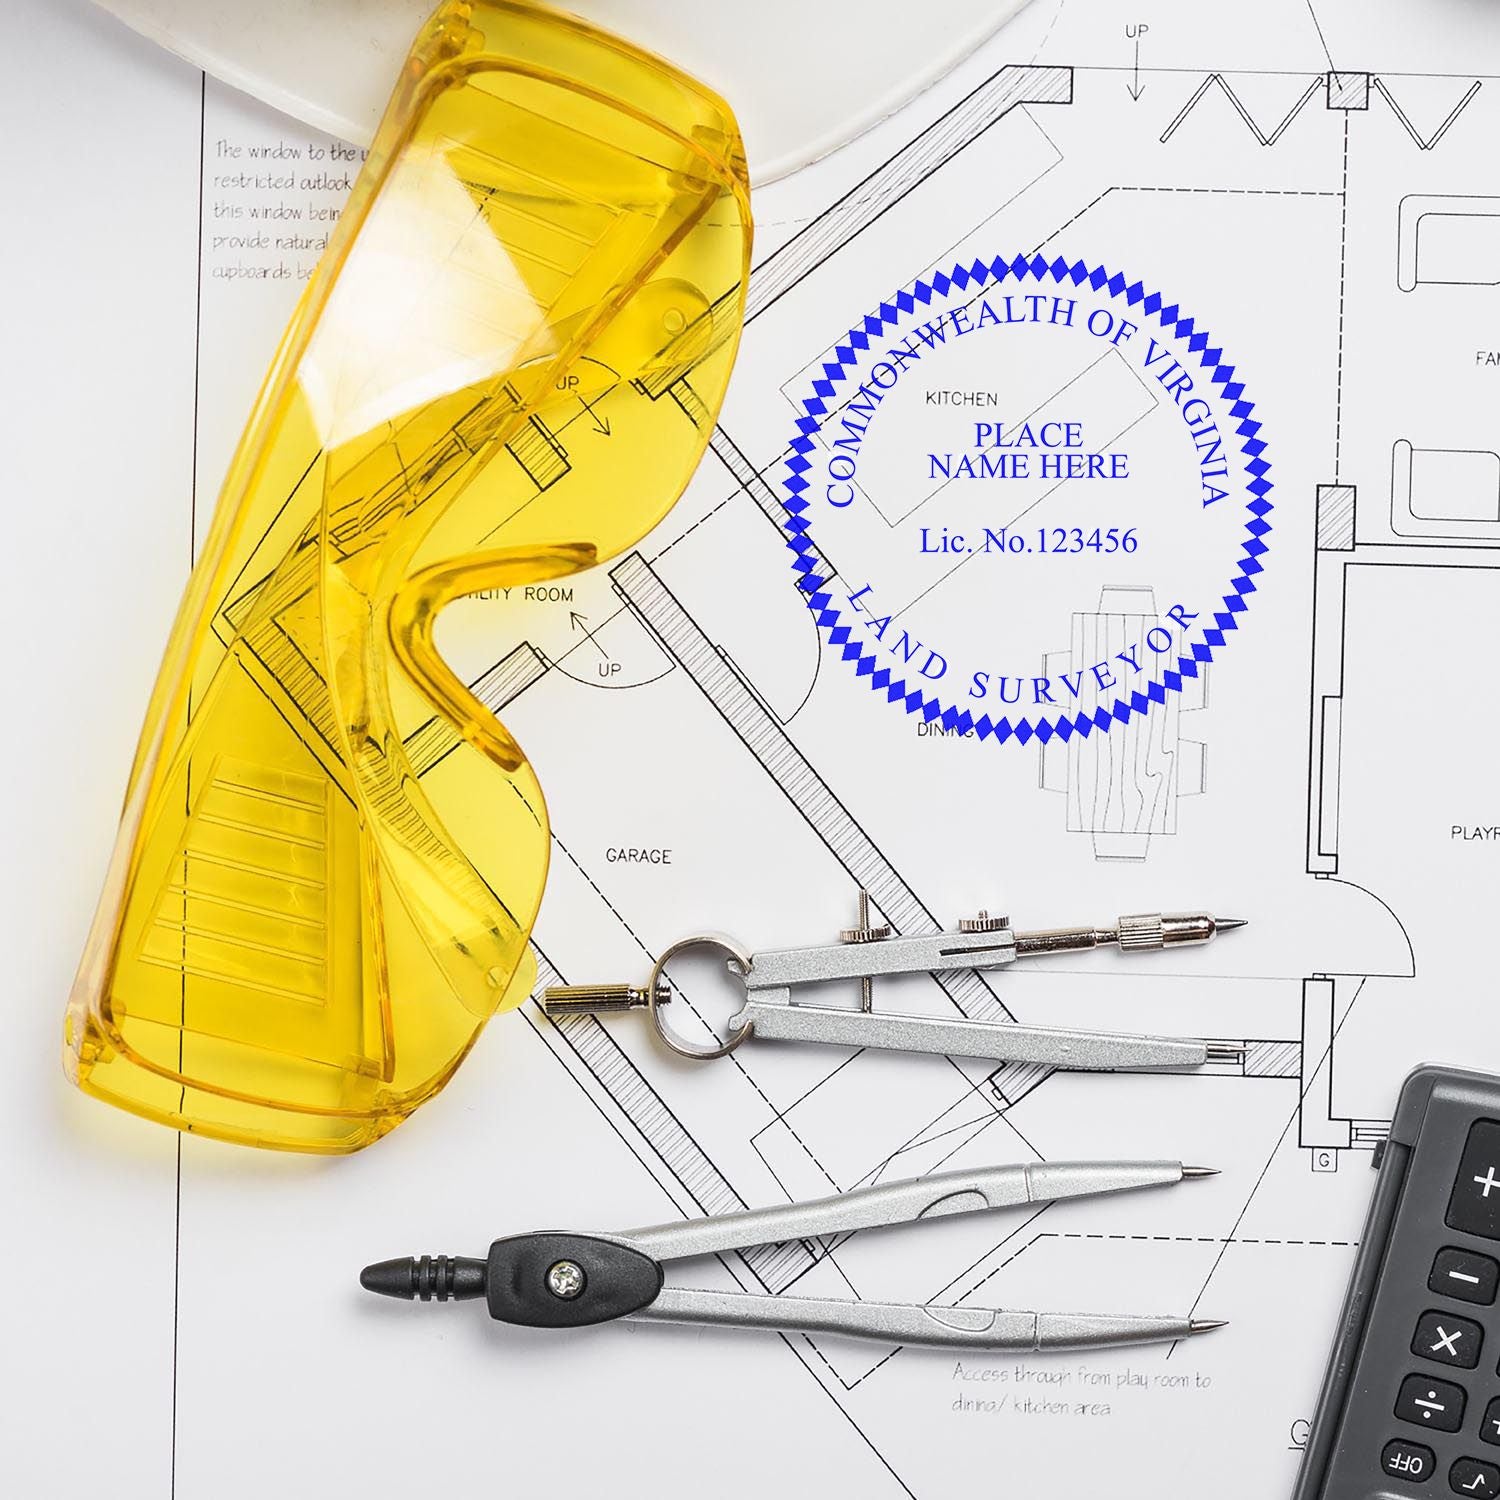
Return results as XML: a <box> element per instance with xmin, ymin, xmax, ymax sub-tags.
<box><xmin>64</xmin><ymin>0</ymin><xmax>751</xmax><ymax>1152</ymax></box>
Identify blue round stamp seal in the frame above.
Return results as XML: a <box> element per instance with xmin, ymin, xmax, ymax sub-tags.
<box><xmin>781</xmin><ymin>254</ymin><xmax>1272</xmax><ymax>746</ymax></box>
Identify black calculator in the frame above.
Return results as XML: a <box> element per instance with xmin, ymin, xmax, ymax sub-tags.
<box><xmin>1296</xmin><ymin>1066</ymin><xmax>1500</xmax><ymax>1499</ymax></box>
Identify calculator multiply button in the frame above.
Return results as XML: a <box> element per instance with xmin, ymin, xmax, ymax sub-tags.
<box><xmin>1414</xmin><ymin>1310</ymin><xmax>1485</xmax><ymax>1369</ymax></box>
<box><xmin>1447</xmin><ymin>1122</ymin><xmax>1500</xmax><ymax>1240</ymax></box>
<box><xmin>1451</xmin><ymin>1457</ymin><xmax>1500</xmax><ymax>1496</ymax></box>
<box><xmin>1432</xmin><ymin>1248</ymin><xmax>1500</xmax><ymax>1306</ymax></box>
<box><xmin>1397</xmin><ymin>1374</ymin><xmax>1468</xmax><ymax>1433</ymax></box>
<box><xmin>1382</xmin><ymin>1439</ymin><xmax>1436</xmax><ymax>1483</ymax></box>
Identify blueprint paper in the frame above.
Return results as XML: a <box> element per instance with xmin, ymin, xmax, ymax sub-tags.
<box><xmin>10</xmin><ymin>0</ymin><xmax>1500</xmax><ymax>1496</ymax></box>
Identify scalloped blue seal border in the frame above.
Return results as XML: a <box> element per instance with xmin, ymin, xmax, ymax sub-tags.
<box><xmin>780</xmin><ymin>254</ymin><xmax>1273</xmax><ymax>747</ymax></box>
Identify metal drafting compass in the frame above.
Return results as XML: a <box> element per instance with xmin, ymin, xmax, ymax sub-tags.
<box><xmin>361</xmin><ymin>1158</ymin><xmax>1226</xmax><ymax>1352</ymax></box>
<box><xmin>543</xmin><ymin>898</ymin><xmax>1246</xmax><ymax>1070</ymax></box>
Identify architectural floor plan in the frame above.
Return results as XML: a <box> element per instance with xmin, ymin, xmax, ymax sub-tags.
<box><xmin>12</xmin><ymin>2</ymin><xmax>1500</xmax><ymax>1497</ymax></box>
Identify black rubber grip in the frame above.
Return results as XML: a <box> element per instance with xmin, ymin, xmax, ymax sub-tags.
<box><xmin>485</xmin><ymin>1233</ymin><xmax>663</xmax><ymax>1328</ymax></box>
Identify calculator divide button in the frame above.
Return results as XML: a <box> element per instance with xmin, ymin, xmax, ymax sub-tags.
<box><xmin>1446</xmin><ymin>1122</ymin><xmax>1500</xmax><ymax>1240</ymax></box>
<box><xmin>1413</xmin><ymin>1310</ymin><xmax>1485</xmax><ymax>1369</ymax></box>
<box><xmin>1397</xmin><ymin>1373</ymin><xmax>1468</xmax><ymax>1433</ymax></box>
<box><xmin>1431</xmin><ymin>1248</ymin><xmax>1500</xmax><ymax>1306</ymax></box>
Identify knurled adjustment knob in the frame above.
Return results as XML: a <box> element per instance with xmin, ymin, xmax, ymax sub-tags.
<box><xmin>840</xmin><ymin>922</ymin><xmax>892</xmax><ymax>943</ymax></box>
<box><xmin>1117</xmin><ymin>912</ymin><xmax>1166</xmax><ymax>951</ymax></box>
<box><xmin>958</xmin><ymin>910</ymin><xmax>1011</xmax><ymax>933</ymax></box>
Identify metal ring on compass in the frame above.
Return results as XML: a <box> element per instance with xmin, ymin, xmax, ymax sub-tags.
<box><xmin>646</xmin><ymin>933</ymin><xmax>755</xmax><ymax>1060</ymax></box>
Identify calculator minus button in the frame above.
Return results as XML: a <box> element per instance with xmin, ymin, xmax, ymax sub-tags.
<box><xmin>1432</xmin><ymin>1248</ymin><xmax>1500</xmax><ymax>1306</ymax></box>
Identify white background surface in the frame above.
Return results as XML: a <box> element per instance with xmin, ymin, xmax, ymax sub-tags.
<box><xmin>7</xmin><ymin>1</ymin><xmax>1500</xmax><ymax>1496</ymax></box>
<box><xmin>88</xmin><ymin>0</ymin><xmax>1034</xmax><ymax>182</ymax></box>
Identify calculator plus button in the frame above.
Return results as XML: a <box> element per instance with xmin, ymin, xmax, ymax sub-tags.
<box><xmin>1447</xmin><ymin>1122</ymin><xmax>1500</xmax><ymax>1240</ymax></box>
<box><xmin>1483</xmin><ymin>1398</ymin><xmax>1500</xmax><ymax>1446</ymax></box>
<box><xmin>1382</xmin><ymin>1439</ymin><xmax>1436</xmax><ymax>1483</ymax></box>
<box><xmin>1398</xmin><ymin>1374</ymin><xmax>1468</xmax><ymax>1432</ymax></box>
<box><xmin>1414</xmin><ymin>1310</ymin><xmax>1485</xmax><ymax>1368</ymax></box>
<box><xmin>1450</xmin><ymin>1457</ymin><xmax>1500</xmax><ymax>1497</ymax></box>
<box><xmin>1432</xmin><ymin>1248</ymin><xmax>1500</xmax><ymax>1306</ymax></box>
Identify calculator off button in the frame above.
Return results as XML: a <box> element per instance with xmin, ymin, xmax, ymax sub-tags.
<box><xmin>1382</xmin><ymin>1439</ymin><xmax>1436</xmax><ymax>1482</ymax></box>
<box><xmin>1382</xmin><ymin>1438</ymin><xmax>1436</xmax><ymax>1482</ymax></box>
<box><xmin>1397</xmin><ymin>1374</ymin><xmax>1467</xmax><ymax>1432</ymax></box>
<box><xmin>1432</xmin><ymin>1248</ymin><xmax>1500</xmax><ymax>1306</ymax></box>
<box><xmin>1446</xmin><ymin>1121</ymin><xmax>1500</xmax><ymax>1239</ymax></box>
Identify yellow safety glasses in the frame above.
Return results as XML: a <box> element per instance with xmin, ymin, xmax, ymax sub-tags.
<box><xmin>64</xmin><ymin>0</ymin><xmax>751</xmax><ymax>1152</ymax></box>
